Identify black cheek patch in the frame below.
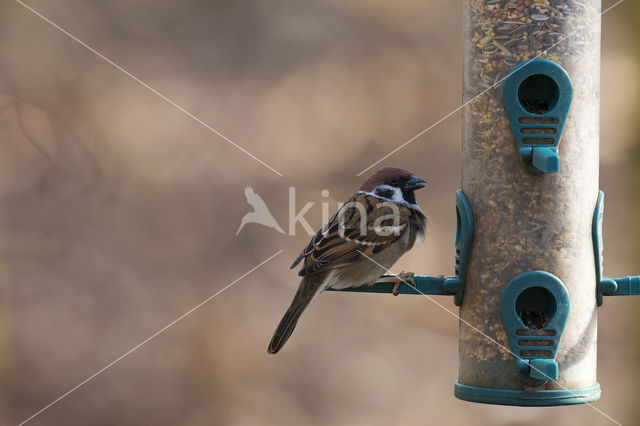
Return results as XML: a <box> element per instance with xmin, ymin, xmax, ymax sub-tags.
<box><xmin>375</xmin><ymin>188</ymin><xmax>395</xmax><ymax>199</ymax></box>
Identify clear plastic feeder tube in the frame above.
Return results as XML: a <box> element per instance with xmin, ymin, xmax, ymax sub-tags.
<box><xmin>460</xmin><ymin>0</ymin><xmax>601</xmax><ymax>391</ymax></box>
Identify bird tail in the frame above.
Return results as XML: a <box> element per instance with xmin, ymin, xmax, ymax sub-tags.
<box><xmin>268</xmin><ymin>277</ymin><xmax>321</xmax><ymax>354</ymax></box>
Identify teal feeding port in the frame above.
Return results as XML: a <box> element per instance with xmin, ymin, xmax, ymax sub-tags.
<box><xmin>502</xmin><ymin>59</ymin><xmax>573</xmax><ymax>174</ymax></box>
<box><xmin>456</xmin><ymin>271</ymin><xmax>581</xmax><ymax>406</ymax></box>
<box><xmin>501</xmin><ymin>272</ymin><xmax>570</xmax><ymax>387</ymax></box>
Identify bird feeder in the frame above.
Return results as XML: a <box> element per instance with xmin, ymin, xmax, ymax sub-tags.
<box><xmin>330</xmin><ymin>0</ymin><xmax>640</xmax><ymax>406</ymax></box>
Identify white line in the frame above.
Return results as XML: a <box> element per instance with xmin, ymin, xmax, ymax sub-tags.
<box><xmin>356</xmin><ymin>251</ymin><xmax>622</xmax><ymax>426</ymax></box>
<box><xmin>14</xmin><ymin>0</ymin><xmax>283</xmax><ymax>177</ymax></box>
<box><xmin>356</xmin><ymin>0</ymin><xmax>624</xmax><ymax>176</ymax></box>
<box><xmin>18</xmin><ymin>249</ymin><xmax>284</xmax><ymax>425</ymax></box>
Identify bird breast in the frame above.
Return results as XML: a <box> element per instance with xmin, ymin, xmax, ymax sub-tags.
<box><xmin>328</xmin><ymin>230</ymin><xmax>413</xmax><ymax>290</ymax></box>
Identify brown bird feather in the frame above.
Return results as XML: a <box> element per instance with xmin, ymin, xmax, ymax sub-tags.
<box><xmin>268</xmin><ymin>167</ymin><xmax>427</xmax><ymax>354</ymax></box>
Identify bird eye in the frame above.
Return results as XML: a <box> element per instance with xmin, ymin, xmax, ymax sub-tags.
<box><xmin>388</xmin><ymin>176</ymin><xmax>400</xmax><ymax>186</ymax></box>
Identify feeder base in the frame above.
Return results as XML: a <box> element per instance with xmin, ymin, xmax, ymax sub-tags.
<box><xmin>454</xmin><ymin>382</ymin><xmax>601</xmax><ymax>406</ymax></box>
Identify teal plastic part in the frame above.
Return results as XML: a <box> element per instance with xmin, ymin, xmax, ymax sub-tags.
<box><xmin>593</xmin><ymin>191</ymin><xmax>606</xmax><ymax>306</ymax></box>
<box><xmin>454</xmin><ymin>382</ymin><xmax>601</xmax><ymax>407</ymax></box>
<box><xmin>500</xmin><ymin>271</ymin><xmax>570</xmax><ymax>386</ymax></box>
<box><xmin>449</xmin><ymin>189</ymin><xmax>474</xmax><ymax>305</ymax></box>
<box><xmin>592</xmin><ymin>190</ymin><xmax>640</xmax><ymax>305</ymax></box>
<box><xmin>502</xmin><ymin>58</ymin><xmax>573</xmax><ymax>174</ymax></box>
<box><xmin>327</xmin><ymin>189</ymin><xmax>474</xmax><ymax>306</ymax></box>
<box><xmin>528</xmin><ymin>358</ymin><xmax>559</xmax><ymax>381</ymax></box>
<box><xmin>531</xmin><ymin>147</ymin><xmax>559</xmax><ymax>173</ymax></box>
<box><xmin>335</xmin><ymin>275</ymin><xmax>448</xmax><ymax>296</ymax></box>
<box><xmin>609</xmin><ymin>276</ymin><xmax>640</xmax><ymax>295</ymax></box>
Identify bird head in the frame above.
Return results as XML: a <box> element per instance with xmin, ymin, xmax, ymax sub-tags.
<box><xmin>360</xmin><ymin>167</ymin><xmax>427</xmax><ymax>205</ymax></box>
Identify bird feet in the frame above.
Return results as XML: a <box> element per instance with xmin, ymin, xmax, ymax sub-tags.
<box><xmin>377</xmin><ymin>271</ymin><xmax>415</xmax><ymax>296</ymax></box>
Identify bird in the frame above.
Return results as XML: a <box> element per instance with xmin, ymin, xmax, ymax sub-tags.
<box><xmin>236</xmin><ymin>186</ymin><xmax>285</xmax><ymax>235</ymax></box>
<box><xmin>268</xmin><ymin>167</ymin><xmax>427</xmax><ymax>354</ymax></box>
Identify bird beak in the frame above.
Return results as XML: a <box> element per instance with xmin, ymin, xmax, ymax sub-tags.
<box><xmin>403</xmin><ymin>176</ymin><xmax>427</xmax><ymax>190</ymax></box>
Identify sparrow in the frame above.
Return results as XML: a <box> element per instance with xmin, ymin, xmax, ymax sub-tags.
<box><xmin>268</xmin><ymin>167</ymin><xmax>427</xmax><ymax>354</ymax></box>
<box><xmin>236</xmin><ymin>186</ymin><xmax>285</xmax><ymax>235</ymax></box>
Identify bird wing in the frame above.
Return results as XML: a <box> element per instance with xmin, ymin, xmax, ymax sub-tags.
<box><xmin>290</xmin><ymin>192</ymin><xmax>412</xmax><ymax>276</ymax></box>
<box><xmin>244</xmin><ymin>186</ymin><xmax>270</xmax><ymax>212</ymax></box>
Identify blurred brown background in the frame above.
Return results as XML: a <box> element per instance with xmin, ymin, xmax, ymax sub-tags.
<box><xmin>0</xmin><ymin>0</ymin><xmax>638</xmax><ymax>425</ymax></box>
